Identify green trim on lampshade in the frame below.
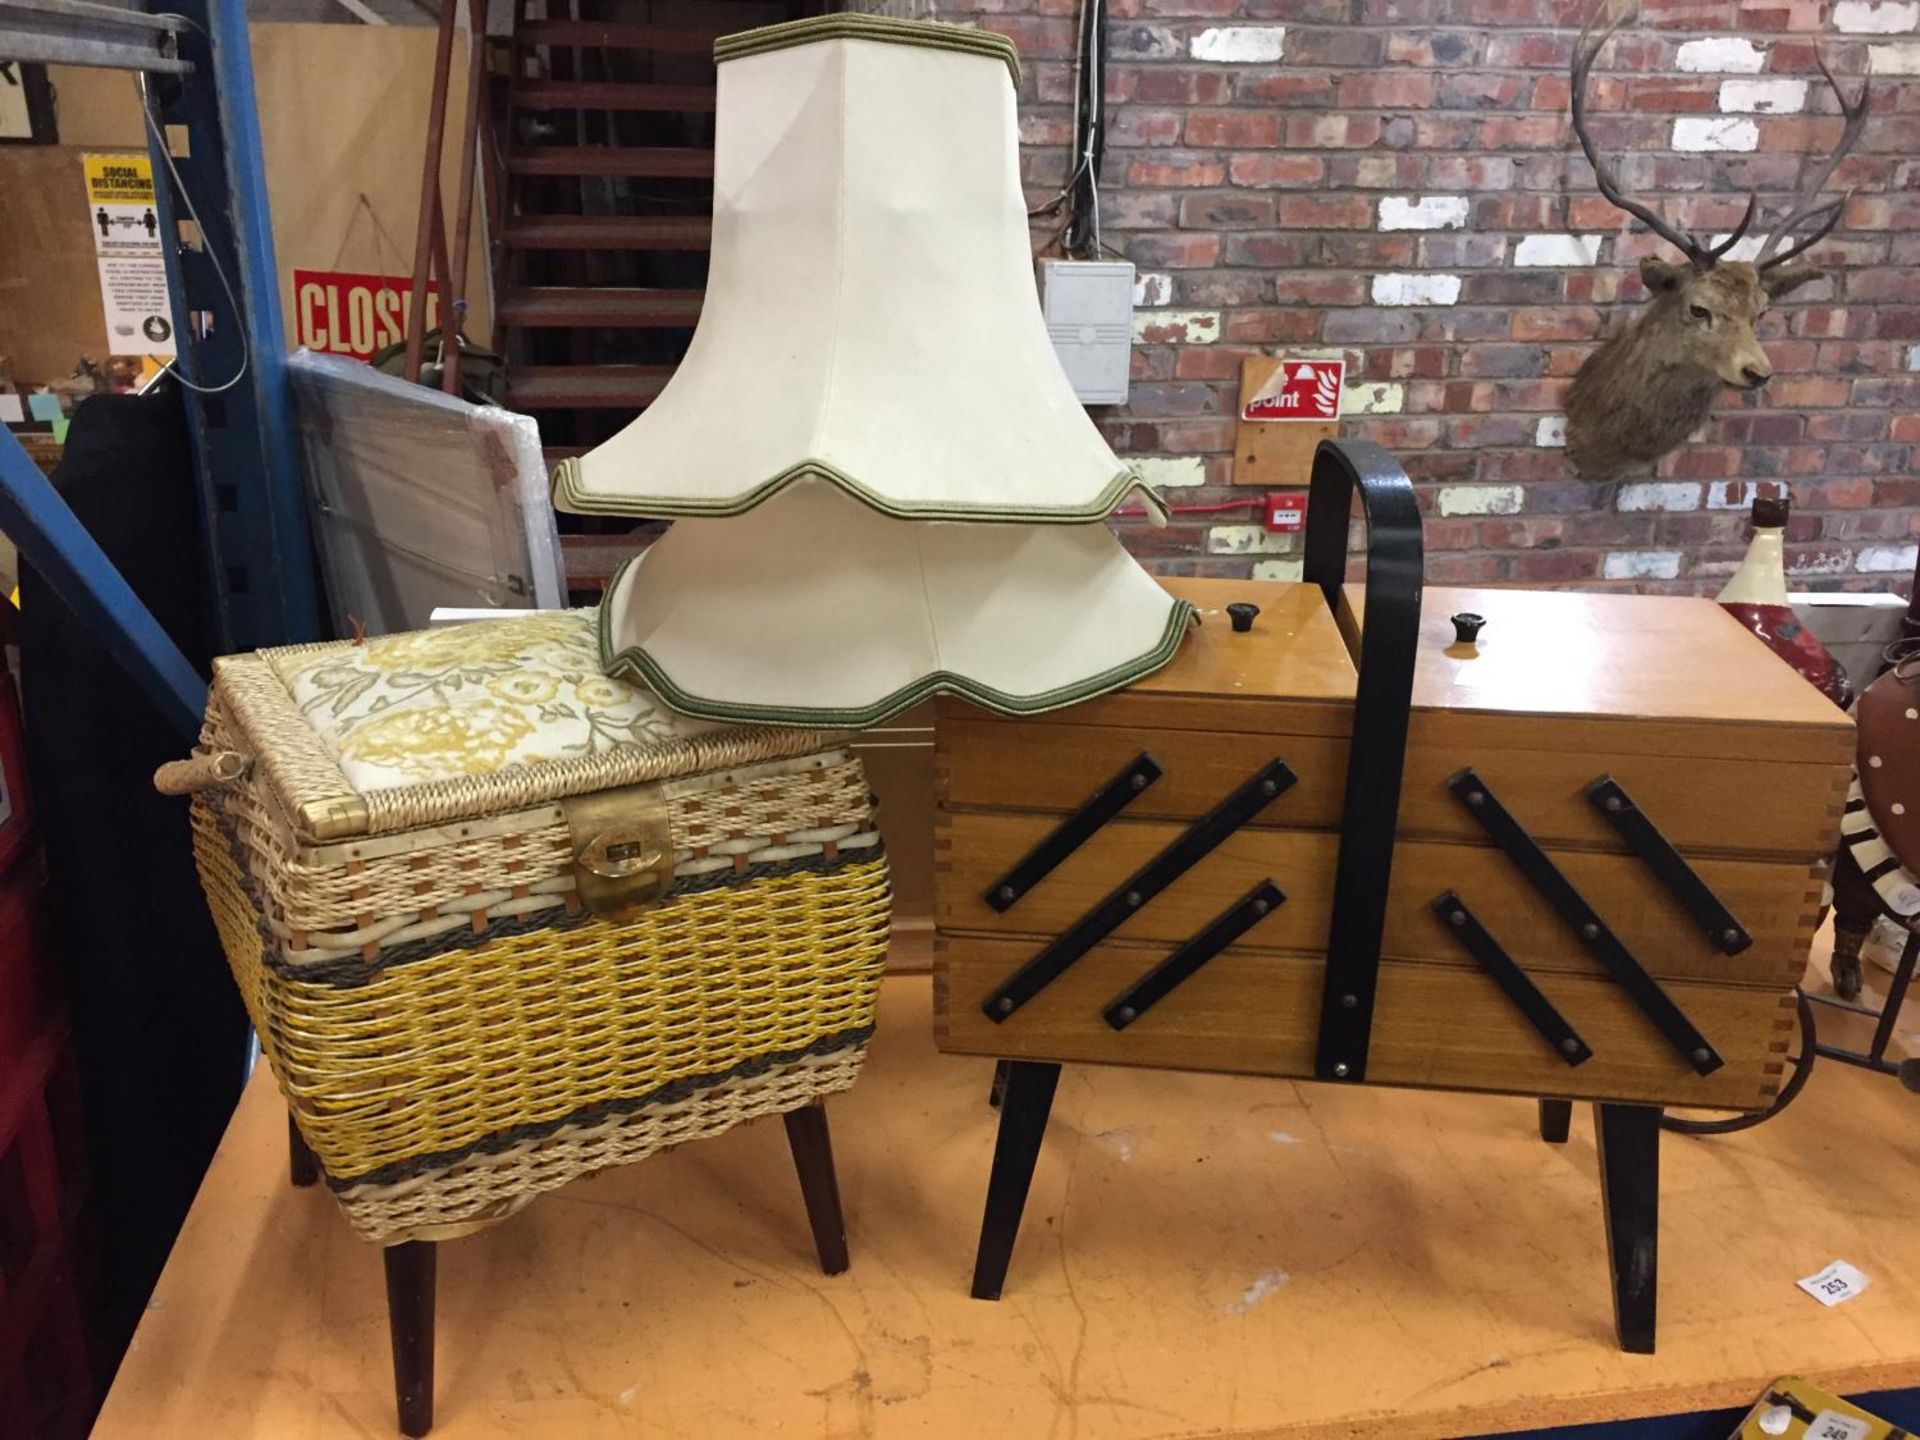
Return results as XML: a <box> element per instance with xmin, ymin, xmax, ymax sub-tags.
<box><xmin>714</xmin><ymin>13</ymin><xmax>1021</xmax><ymax>87</ymax></box>
<box><xmin>596</xmin><ymin>559</ymin><xmax>1198</xmax><ymax>730</ymax></box>
<box><xmin>550</xmin><ymin>455</ymin><xmax>1171</xmax><ymax>527</ymax></box>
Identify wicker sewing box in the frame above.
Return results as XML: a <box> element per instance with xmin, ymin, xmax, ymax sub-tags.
<box><xmin>164</xmin><ymin>608</ymin><xmax>891</xmax><ymax>1245</ymax></box>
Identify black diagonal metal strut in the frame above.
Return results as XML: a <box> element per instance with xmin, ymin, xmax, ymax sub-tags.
<box><xmin>1586</xmin><ymin>775</ymin><xmax>1752</xmax><ymax>956</ymax></box>
<box><xmin>981</xmin><ymin>758</ymin><xmax>1297</xmax><ymax>1023</ymax></box>
<box><xmin>983</xmin><ymin>751</ymin><xmax>1163</xmax><ymax>913</ymax></box>
<box><xmin>1448</xmin><ymin>769</ymin><xmax>1722</xmax><ymax>1076</ymax></box>
<box><xmin>1431</xmin><ymin>890</ymin><xmax>1592</xmax><ymax>1067</ymax></box>
<box><xmin>1103</xmin><ymin>881</ymin><xmax>1286</xmax><ymax>1030</ymax></box>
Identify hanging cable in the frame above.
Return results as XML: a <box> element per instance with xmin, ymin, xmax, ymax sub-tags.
<box><xmin>1029</xmin><ymin>0</ymin><xmax>1106</xmax><ymax>258</ymax></box>
<box><xmin>1028</xmin><ymin>0</ymin><xmax>1091</xmax><ymax>220</ymax></box>
<box><xmin>135</xmin><ymin>71</ymin><xmax>251</xmax><ymax>396</ymax></box>
<box><xmin>1061</xmin><ymin>0</ymin><xmax>1107</xmax><ymax>259</ymax></box>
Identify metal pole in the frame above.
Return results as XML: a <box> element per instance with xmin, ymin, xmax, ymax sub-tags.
<box><xmin>429</xmin><ymin>189</ymin><xmax>454</xmax><ymax>377</ymax></box>
<box><xmin>404</xmin><ymin>0</ymin><xmax>460</xmax><ymax>385</ymax></box>
<box><xmin>442</xmin><ymin>0</ymin><xmax>487</xmax><ymax>395</ymax></box>
<box><xmin>143</xmin><ymin>0</ymin><xmax>322</xmax><ymax>650</ymax></box>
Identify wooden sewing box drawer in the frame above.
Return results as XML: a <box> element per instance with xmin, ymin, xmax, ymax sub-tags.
<box><xmin>934</xmin><ymin>573</ymin><xmax>1852</xmax><ymax>1113</ymax></box>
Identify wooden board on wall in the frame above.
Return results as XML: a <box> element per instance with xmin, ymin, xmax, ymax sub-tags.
<box><xmin>251</xmin><ymin>22</ymin><xmax>492</xmax><ymax>353</ymax></box>
<box><xmin>0</xmin><ymin>28</ymin><xmax>493</xmax><ymax>389</ymax></box>
<box><xmin>0</xmin><ymin>68</ymin><xmax>156</xmax><ymax>384</ymax></box>
<box><xmin>1233</xmin><ymin>354</ymin><xmax>1338</xmax><ymax>487</ymax></box>
<box><xmin>0</xmin><ymin>145</ymin><xmax>116</xmax><ymax>385</ymax></box>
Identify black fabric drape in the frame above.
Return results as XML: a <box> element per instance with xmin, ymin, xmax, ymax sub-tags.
<box><xmin>16</xmin><ymin>387</ymin><xmax>247</xmax><ymax>1382</ymax></box>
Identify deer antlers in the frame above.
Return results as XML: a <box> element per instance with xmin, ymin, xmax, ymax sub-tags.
<box><xmin>1569</xmin><ymin>3</ymin><xmax>1870</xmax><ymax>274</ymax></box>
<box><xmin>1570</xmin><ymin>7</ymin><xmax>1750</xmax><ymax>268</ymax></box>
<box><xmin>1754</xmin><ymin>48</ymin><xmax>1871</xmax><ymax>270</ymax></box>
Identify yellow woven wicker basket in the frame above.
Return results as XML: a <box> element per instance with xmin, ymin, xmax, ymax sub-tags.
<box><xmin>162</xmin><ymin>609</ymin><xmax>891</xmax><ymax>1244</ymax></box>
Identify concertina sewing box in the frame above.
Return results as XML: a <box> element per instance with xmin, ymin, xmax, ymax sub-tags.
<box><xmin>935</xmin><ymin>446</ymin><xmax>1854</xmax><ymax>1351</ymax></box>
<box><xmin>939</xmin><ymin>454</ymin><xmax>1850</xmax><ymax>1105</ymax></box>
<box><xmin>937</xmin><ymin>571</ymin><xmax>1848</xmax><ymax>1102</ymax></box>
<box><xmin>162</xmin><ymin>609</ymin><xmax>891</xmax><ymax>1244</ymax></box>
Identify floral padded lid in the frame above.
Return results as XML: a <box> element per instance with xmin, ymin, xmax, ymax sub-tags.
<box><xmin>267</xmin><ymin>610</ymin><xmax>718</xmax><ymax>792</ymax></box>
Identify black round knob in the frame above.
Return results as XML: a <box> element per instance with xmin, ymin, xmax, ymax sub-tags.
<box><xmin>1450</xmin><ymin>612</ymin><xmax>1486</xmax><ymax>645</ymax></box>
<box><xmin>1227</xmin><ymin>602</ymin><xmax>1261</xmax><ymax>634</ymax></box>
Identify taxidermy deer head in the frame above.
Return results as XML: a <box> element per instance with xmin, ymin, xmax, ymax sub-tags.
<box><xmin>1562</xmin><ymin>11</ymin><xmax>1869</xmax><ymax>481</ymax></box>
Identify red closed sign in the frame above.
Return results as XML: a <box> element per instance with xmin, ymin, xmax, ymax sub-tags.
<box><xmin>292</xmin><ymin>270</ymin><xmax>440</xmax><ymax>361</ymax></box>
<box><xmin>1242</xmin><ymin>359</ymin><xmax>1343</xmax><ymax>422</ymax></box>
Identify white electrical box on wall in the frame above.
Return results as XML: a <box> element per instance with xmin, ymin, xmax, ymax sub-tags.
<box><xmin>1039</xmin><ymin>259</ymin><xmax>1134</xmax><ymax>406</ymax></box>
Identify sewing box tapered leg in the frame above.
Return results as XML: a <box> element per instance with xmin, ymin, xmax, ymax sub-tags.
<box><xmin>1594</xmin><ymin>1102</ymin><xmax>1660</xmax><ymax>1354</ymax></box>
<box><xmin>783</xmin><ymin>1101</ymin><xmax>850</xmax><ymax>1276</ymax></box>
<box><xmin>1538</xmin><ymin>1098</ymin><xmax>1573</xmax><ymax>1145</ymax></box>
<box><xmin>969</xmin><ymin>1060</ymin><xmax>1061</xmax><ymax>1301</ymax></box>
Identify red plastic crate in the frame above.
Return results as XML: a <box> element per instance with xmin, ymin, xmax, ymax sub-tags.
<box><xmin>0</xmin><ymin>863</ymin><xmax>51</xmax><ymax>1065</ymax></box>
<box><xmin>0</xmin><ymin>1026</ymin><xmax>93</xmax><ymax>1440</ymax></box>
<box><xmin>0</xmin><ymin>671</ymin><xmax>31</xmax><ymax>881</ymax></box>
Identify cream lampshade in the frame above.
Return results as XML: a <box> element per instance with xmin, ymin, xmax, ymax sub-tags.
<box><xmin>598</xmin><ymin>483</ymin><xmax>1193</xmax><ymax>727</ymax></box>
<box><xmin>556</xmin><ymin>14</ymin><xmax>1192</xmax><ymax>726</ymax></box>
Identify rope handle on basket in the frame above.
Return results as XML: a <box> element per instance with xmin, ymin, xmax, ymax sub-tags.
<box><xmin>153</xmin><ymin>749</ymin><xmax>253</xmax><ymax>796</ymax></box>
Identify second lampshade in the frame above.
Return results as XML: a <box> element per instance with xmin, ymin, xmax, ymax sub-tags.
<box><xmin>556</xmin><ymin>14</ymin><xmax>1193</xmax><ymax>725</ymax></box>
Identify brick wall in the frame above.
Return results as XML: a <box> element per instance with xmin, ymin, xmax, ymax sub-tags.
<box><xmin>928</xmin><ymin>0</ymin><xmax>1920</xmax><ymax>593</ymax></box>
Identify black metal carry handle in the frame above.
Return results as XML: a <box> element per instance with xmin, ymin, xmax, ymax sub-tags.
<box><xmin>1302</xmin><ymin>439</ymin><xmax>1425</xmax><ymax>1083</ymax></box>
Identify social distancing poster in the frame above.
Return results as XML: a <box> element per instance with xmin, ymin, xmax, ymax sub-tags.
<box><xmin>84</xmin><ymin>153</ymin><xmax>176</xmax><ymax>358</ymax></box>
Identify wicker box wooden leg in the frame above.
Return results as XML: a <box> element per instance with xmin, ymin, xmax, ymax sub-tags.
<box><xmin>287</xmin><ymin>1111</ymin><xmax>319</xmax><ymax>1188</ymax></box>
<box><xmin>782</xmin><ymin>1102</ymin><xmax>850</xmax><ymax>1276</ymax></box>
<box><xmin>384</xmin><ymin>1242</ymin><xmax>435</xmax><ymax>1439</ymax></box>
<box><xmin>353</xmin><ymin>1097</ymin><xmax>854</xmax><ymax>1439</ymax></box>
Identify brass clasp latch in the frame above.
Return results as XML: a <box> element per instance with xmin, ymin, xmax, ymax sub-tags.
<box><xmin>561</xmin><ymin>782</ymin><xmax>675</xmax><ymax>917</ymax></box>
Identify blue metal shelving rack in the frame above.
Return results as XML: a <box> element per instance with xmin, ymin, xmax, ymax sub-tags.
<box><xmin>0</xmin><ymin>0</ymin><xmax>321</xmax><ymax>735</ymax></box>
